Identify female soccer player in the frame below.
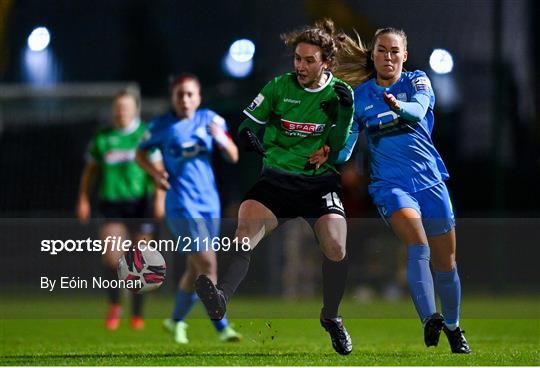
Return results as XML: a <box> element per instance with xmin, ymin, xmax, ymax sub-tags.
<box><xmin>76</xmin><ymin>88</ymin><xmax>162</xmax><ymax>330</ymax></box>
<box><xmin>136</xmin><ymin>74</ymin><xmax>241</xmax><ymax>344</ymax></box>
<box><xmin>316</xmin><ymin>27</ymin><xmax>471</xmax><ymax>353</ymax></box>
<box><xmin>195</xmin><ymin>19</ymin><xmax>359</xmax><ymax>355</ymax></box>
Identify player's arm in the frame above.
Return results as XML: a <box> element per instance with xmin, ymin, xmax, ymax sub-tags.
<box><xmin>309</xmin><ymin>129</ymin><xmax>359</xmax><ymax>168</ymax></box>
<box><xmin>238</xmin><ymin>118</ymin><xmax>266</xmax><ymax>157</ymax></box>
<box><xmin>209</xmin><ymin>118</ymin><xmax>239</xmax><ymax>163</ymax></box>
<box><xmin>151</xmin><ymin>159</ymin><xmax>166</xmax><ymax>219</ymax></box>
<box><xmin>327</xmin><ymin>82</ymin><xmax>354</xmax><ymax>151</ymax></box>
<box><xmin>383</xmin><ymin>92</ymin><xmax>430</xmax><ymax>122</ymax></box>
<box><xmin>136</xmin><ymin>148</ymin><xmax>170</xmax><ymax>191</ymax></box>
<box><xmin>76</xmin><ymin>161</ymin><xmax>98</xmax><ymax>222</ymax></box>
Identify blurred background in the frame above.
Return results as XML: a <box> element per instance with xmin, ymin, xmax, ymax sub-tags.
<box><xmin>0</xmin><ymin>0</ymin><xmax>538</xmax><ymax>301</ymax></box>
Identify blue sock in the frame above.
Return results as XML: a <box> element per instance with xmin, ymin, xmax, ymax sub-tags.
<box><xmin>212</xmin><ymin>316</ymin><xmax>229</xmax><ymax>332</ymax></box>
<box><xmin>407</xmin><ymin>245</ymin><xmax>436</xmax><ymax>322</ymax></box>
<box><xmin>433</xmin><ymin>266</ymin><xmax>461</xmax><ymax>329</ymax></box>
<box><xmin>172</xmin><ymin>289</ymin><xmax>198</xmax><ymax>322</ymax></box>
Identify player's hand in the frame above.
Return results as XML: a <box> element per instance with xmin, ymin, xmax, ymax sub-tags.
<box><xmin>308</xmin><ymin>145</ymin><xmax>330</xmax><ymax>169</ymax></box>
<box><xmin>208</xmin><ymin>122</ymin><xmax>231</xmax><ymax>148</ymax></box>
<box><xmin>76</xmin><ymin>197</ymin><xmax>91</xmax><ymax>223</ymax></box>
<box><xmin>334</xmin><ymin>82</ymin><xmax>353</xmax><ymax>107</ymax></box>
<box><xmin>383</xmin><ymin>92</ymin><xmax>400</xmax><ymax>110</ymax></box>
<box><xmin>152</xmin><ymin>170</ymin><xmax>170</xmax><ymax>191</ymax></box>
<box><xmin>239</xmin><ymin>128</ymin><xmax>266</xmax><ymax>157</ymax></box>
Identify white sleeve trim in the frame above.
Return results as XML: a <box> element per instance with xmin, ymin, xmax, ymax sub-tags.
<box><xmin>149</xmin><ymin>150</ymin><xmax>163</xmax><ymax>162</ymax></box>
<box><xmin>243</xmin><ymin>110</ymin><xmax>267</xmax><ymax>125</ymax></box>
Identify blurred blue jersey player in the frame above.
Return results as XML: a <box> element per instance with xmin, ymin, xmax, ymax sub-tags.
<box><xmin>136</xmin><ymin>74</ymin><xmax>241</xmax><ymax>344</ymax></box>
<box><xmin>322</xmin><ymin>28</ymin><xmax>471</xmax><ymax>353</ymax></box>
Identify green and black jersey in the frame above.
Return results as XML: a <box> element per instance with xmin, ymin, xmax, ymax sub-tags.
<box><xmin>87</xmin><ymin>120</ymin><xmax>157</xmax><ymax>201</ymax></box>
<box><xmin>242</xmin><ymin>72</ymin><xmax>354</xmax><ymax>176</ymax></box>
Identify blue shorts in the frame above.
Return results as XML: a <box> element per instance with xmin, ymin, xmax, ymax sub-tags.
<box><xmin>370</xmin><ymin>182</ymin><xmax>455</xmax><ymax>236</ymax></box>
<box><xmin>166</xmin><ymin>207</ymin><xmax>220</xmax><ymax>253</ymax></box>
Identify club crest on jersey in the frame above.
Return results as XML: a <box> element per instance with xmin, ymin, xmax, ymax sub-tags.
<box><xmin>397</xmin><ymin>93</ymin><xmax>407</xmax><ymax>101</ymax></box>
<box><xmin>247</xmin><ymin>93</ymin><xmax>264</xmax><ymax>111</ymax></box>
<box><xmin>281</xmin><ymin>119</ymin><xmax>325</xmax><ymax>137</ymax></box>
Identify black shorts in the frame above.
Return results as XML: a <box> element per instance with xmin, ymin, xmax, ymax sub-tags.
<box><xmin>244</xmin><ymin>168</ymin><xmax>346</xmax><ymax>221</ymax></box>
<box><xmin>98</xmin><ymin>197</ymin><xmax>154</xmax><ymax>234</ymax></box>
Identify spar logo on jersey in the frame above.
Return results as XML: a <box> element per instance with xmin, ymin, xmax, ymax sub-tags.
<box><xmin>247</xmin><ymin>93</ymin><xmax>264</xmax><ymax>111</ymax></box>
<box><xmin>281</xmin><ymin>119</ymin><xmax>325</xmax><ymax>137</ymax></box>
<box><xmin>104</xmin><ymin>149</ymin><xmax>136</xmax><ymax>164</ymax></box>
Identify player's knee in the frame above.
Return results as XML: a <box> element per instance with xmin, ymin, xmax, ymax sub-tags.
<box><xmin>235</xmin><ymin>222</ymin><xmax>251</xmax><ymax>239</ymax></box>
<box><xmin>195</xmin><ymin>256</ymin><xmax>216</xmax><ymax>275</ymax></box>
<box><xmin>322</xmin><ymin>240</ymin><xmax>346</xmax><ymax>261</ymax></box>
<box><xmin>431</xmin><ymin>258</ymin><xmax>455</xmax><ymax>272</ymax></box>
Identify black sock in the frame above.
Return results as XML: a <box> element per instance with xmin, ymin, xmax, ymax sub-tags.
<box><xmin>132</xmin><ymin>293</ymin><xmax>143</xmax><ymax>317</ymax></box>
<box><xmin>321</xmin><ymin>255</ymin><xmax>348</xmax><ymax>319</ymax></box>
<box><xmin>103</xmin><ymin>266</ymin><xmax>120</xmax><ymax>304</ymax></box>
<box><xmin>217</xmin><ymin>249</ymin><xmax>252</xmax><ymax>301</ymax></box>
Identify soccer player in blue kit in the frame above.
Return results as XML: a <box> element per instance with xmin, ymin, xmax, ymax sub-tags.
<box><xmin>313</xmin><ymin>27</ymin><xmax>471</xmax><ymax>353</ymax></box>
<box><xmin>136</xmin><ymin>74</ymin><xmax>242</xmax><ymax>344</ymax></box>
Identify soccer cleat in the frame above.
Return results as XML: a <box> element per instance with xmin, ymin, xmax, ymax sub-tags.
<box><xmin>320</xmin><ymin>316</ymin><xmax>353</xmax><ymax>355</ymax></box>
<box><xmin>218</xmin><ymin>325</ymin><xmax>243</xmax><ymax>342</ymax></box>
<box><xmin>423</xmin><ymin>313</ymin><xmax>444</xmax><ymax>347</ymax></box>
<box><xmin>163</xmin><ymin>319</ymin><xmax>189</xmax><ymax>344</ymax></box>
<box><xmin>105</xmin><ymin>304</ymin><xmax>121</xmax><ymax>330</ymax></box>
<box><xmin>195</xmin><ymin>275</ymin><xmax>227</xmax><ymax>320</ymax></box>
<box><xmin>131</xmin><ymin>316</ymin><xmax>145</xmax><ymax>330</ymax></box>
<box><xmin>443</xmin><ymin>326</ymin><xmax>471</xmax><ymax>354</ymax></box>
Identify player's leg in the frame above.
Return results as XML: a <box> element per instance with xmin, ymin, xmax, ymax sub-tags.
<box><xmin>314</xmin><ymin>213</ymin><xmax>348</xmax><ymax>318</ymax></box>
<box><xmin>314</xmin><ymin>213</ymin><xmax>352</xmax><ymax>355</ymax></box>
<box><xmin>196</xmin><ymin>199</ymin><xmax>278</xmax><ymax>320</ymax></box>
<box><xmin>374</xmin><ymin>185</ymin><xmax>441</xmax><ymax>346</ymax></box>
<box><xmin>163</xmin><ymin>255</ymin><xmax>197</xmax><ymax>344</ymax></box>
<box><xmin>422</xmin><ymin>183</ymin><xmax>470</xmax><ymax>353</ymax></box>
<box><xmin>389</xmin><ymin>208</ymin><xmax>442</xmax><ymax>346</ymax></box>
<box><xmin>190</xmin><ymin>249</ymin><xmax>242</xmax><ymax>342</ymax></box>
<box><xmin>100</xmin><ymin>221</ymin><xmax>128</xmax><ymax>330</ymax></box>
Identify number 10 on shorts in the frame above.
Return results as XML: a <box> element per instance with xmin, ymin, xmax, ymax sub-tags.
<box><xmin>322</xmin><ymin>192</ymin><xmax>344</xmax><ymax>211</ymax></box>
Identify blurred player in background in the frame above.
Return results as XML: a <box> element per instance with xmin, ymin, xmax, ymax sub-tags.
<box><xmin>317</xmin><ymin>27</ymin><xmax>471</xmax><ymax>353</ymax></box>
<box><xmin>76</xmin><ymin>88</ymin><xmax>163</xmax><ymax>330</ymax></box>
<box><xmin>136</xmin><ymin>74</ymin><xmax>241</xmax><ymax>344</ymax></box>
<box><xmin>195</xmin><ymin>19</ymin><xmax>369</xmax><ymax>355</ymax></box>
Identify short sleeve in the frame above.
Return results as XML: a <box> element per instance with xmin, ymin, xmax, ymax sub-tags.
<box><xmin>409</xmin><ymin>70</ymin><xmax>434</xmax><ymax>98</ymax></box>
<box><xmin>139</xmin><ymin>121</ymin><xmax>161</xmax><ymax>151</ymax></box>
<box><xmin>242</xmin><ymin>78</ymin><xmax>276</xmax><ymax>125</ymax></box>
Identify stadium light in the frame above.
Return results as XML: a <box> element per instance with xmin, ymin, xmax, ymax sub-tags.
<box><xmin>223</xmin><ymin>54</ymin><xmax>253</xmax><ymax>78</ymax></box>
<box><xmin>223</xmin><ymin>38</ymin><xmax>255</xmax><ymax>78</ymax></box>
<box><xmin>229</xmin><ymin>39</ymin><xmax>255</xmax><ymax>62</ymax></box>
<box><xmin>27</xmin><ymin>27</ymin><xmax>51</xmax><ymax>52</ymax></box>
<box><xmin>429</xmin><ymin>48</ymin><xmax>454</xmax><ymax>75</ymax></box>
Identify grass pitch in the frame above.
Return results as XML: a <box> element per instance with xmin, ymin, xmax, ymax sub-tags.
<box><xmin>0</xmin><ymin>295</ymin><xmax>538</xmax><ymax>366</ymax></box>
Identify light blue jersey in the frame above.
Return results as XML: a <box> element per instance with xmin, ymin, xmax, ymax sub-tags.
<box><xmin>354</xmin><ymin>70</ymin><xmax>449</xmax><ymax>193</ymax></box>
<box><xmin>140</xmin><ymin>109</ymin><xmax>227</xmax><ymax>221</ymax></box>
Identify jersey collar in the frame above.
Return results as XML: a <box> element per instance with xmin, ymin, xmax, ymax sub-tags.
<box><xmin>118</xmin><ymin>118</ymin><xmax>140</xmax><ymax>135</ymax></box>
<box><xmin>303</xmin><ymin>71</ymin><xmax>333</xmax><ymax>93</ymax></box>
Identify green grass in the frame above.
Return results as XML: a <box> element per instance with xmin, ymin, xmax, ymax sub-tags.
<box><xmin>0</xmin><ymin>296</ymin><xmax>539</xmax><ymax>365</ymax></box>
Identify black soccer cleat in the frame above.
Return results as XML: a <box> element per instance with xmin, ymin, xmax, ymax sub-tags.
<box><xmin>424</xmin><ymin>313</ymin><xmax>444</xmax><ymax>347</ymax></box>
<box><xmin>320</xmin><ymin>316</ymin><xmax>353</xmax><ymax>355</ymax></box>
<box><xmin>195</xmin><ymin>275</ymin><xmax>226</xmax><ymax>320</ymax></box>
<box><xmin>443</xmin><ymin>325</ymin><xmax>471</xmax><ymax>354</ymax></box>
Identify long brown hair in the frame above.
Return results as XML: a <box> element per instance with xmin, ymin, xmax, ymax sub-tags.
<box><xmin>281</xmin><ymin>18</ymin><xmax>347</xmax><ymax>70</ymax></box>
